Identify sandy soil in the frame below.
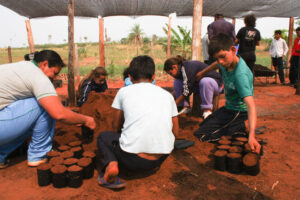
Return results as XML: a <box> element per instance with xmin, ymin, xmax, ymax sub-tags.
<box><xmin>0</xmin><ymin>78</ymin><xmax>299</xmax><ymax>200</ymax></box>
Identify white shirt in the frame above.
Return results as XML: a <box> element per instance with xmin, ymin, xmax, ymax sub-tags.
<box><xmin>0</xmin><ymin>61</ymin><xmax>57</xmax><ymax>110</ymax></box>
<box><xmin>112</xmin><ymin>82</ymin><xmax>178</xmax><ymax>154</ymax></box>
<box><xmin>270</xmin><ymin>38</ymin><xmax>288</xmax><ymax>58</ymax></box>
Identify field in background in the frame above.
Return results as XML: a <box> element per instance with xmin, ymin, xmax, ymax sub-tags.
<box><xmin>0</xmin><ymin>43</ymin><xmax>272</xmax><ymax>79</ymax></box>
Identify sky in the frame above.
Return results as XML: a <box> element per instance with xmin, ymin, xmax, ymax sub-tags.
<box><xmin>0</xmin><ymin>4</ymin><xmax>297</xmax><ymax>48</ymax></box>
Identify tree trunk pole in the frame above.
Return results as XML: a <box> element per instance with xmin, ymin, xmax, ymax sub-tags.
<box><xmin>191</xmin><ymin>0</ymin><xmax>203</xmax><ymax>60</ymax></box>
<box><xmin>68</xmin><ymin>0</ymin><xmax>76</xmax><ymax>106</ymax></box>
<box><xmin>287</xmin><ymin>17</ymin><xmax>294</xmax><ymax>67</ymax></box>
<box><xmin>75</xmin><ymin>44</ymin><xmax>80</xmax><ymax>84</ymax></box>
<box><xmin>25</xmin><ymin>19</ymin><xmax>35</xmax><ymax>53</ymax></box>
<box><xmin>7</xmin><ymin>46</ymin><xmax>12</xmax><ymax>63</ymax></box>
<box><xmin>232</xmin><ymin>18</ymin><xmax>236</xmax><ymax>27</ymax></box>
<box><xmin>99</xmin><ymin>17</ymin><xmax>105</xmax><ymax>67</ymax></box>
<box><xmin>167</xmin><ymin>15</ymin><xmax>172</xmax><ymax>58</ymax></box>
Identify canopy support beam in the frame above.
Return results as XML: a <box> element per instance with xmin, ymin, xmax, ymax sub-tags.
<box><xmin>67</xmin><ymin>0</ymin><xmax>76</xmax><ymax>106</ymax></box>
<box><xmin>191</xmin><ymin>0</ymin><xmax>203</xmax><ymax>60</ymax></box>
<box><xmin>25</xmin><ymin>19</ymin><xmax>35</xmax><ymax>53</ymax></box>
<box><xmin>99</xmin><ymin>17</ymin><xmax>105</xmax><ymax>66</ymax></box>
<box><xmin>167</xmin><ymin>15</ymin><xmax>172</xmax><ymax>58</ymax></box>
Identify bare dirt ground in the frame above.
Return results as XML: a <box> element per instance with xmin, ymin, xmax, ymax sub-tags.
<box><xmin>0</xmin><ymin>77</ymin><xmax>299</xmax><ymax>200</ymax></box>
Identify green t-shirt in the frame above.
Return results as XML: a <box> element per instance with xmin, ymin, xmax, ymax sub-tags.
<box><xmin>218</xmin><ymin>56</ymin><xmax>253</xmax><ymax>111</ymax></box>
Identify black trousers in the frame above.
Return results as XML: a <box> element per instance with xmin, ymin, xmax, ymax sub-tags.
<box><xmin>272</xmin><ymin>57</ymin><xmax>285</xmax><ymax>83</ymax></box>
<box><xmin>194</xmin><ymin>106</ymin><xmax>248</xmax><ymax>142</ymax></box>
<box><xmin>97</xmin><ymin>131</ymin><xmax>168</xmax><ymax>172</ymax></box>
<box><xmin>239</xmin><ymin>52</ymin><xmax>256</xmax><ymax>75</ymax></box>
<box><xmin>289</xmin><ymin>56</ymin><xmax>300</xmax><ymax>84</ymax></box>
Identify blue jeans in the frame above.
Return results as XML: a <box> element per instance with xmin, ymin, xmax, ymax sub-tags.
<box><xmin>174</xmin><ymin>78</ymin><xmax>222</xmax><ymax>110</ymax></box>
<box><xmin>0</xmin><ymin>98</ymin><xmax>55</xmax><ymax>163</ymax></box>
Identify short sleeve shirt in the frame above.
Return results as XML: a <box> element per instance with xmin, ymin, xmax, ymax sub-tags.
<box><xmin>0</xmin><ymin>61</ymin><xmax>57</xmax><ymax>110</ymax></box>
<box><xmin>237</xmin><ymin>27</ymin><xmax>261</xmax><ymax>53</ymax></box>
<box><xmin>218</xmin><ymin>57</ymin><xmax>253</xmax><ymax>111</ymax></box>
<box><xmin>112</xmin><ymin>83</ymin><xmax>177</xmax><ymax>154</ymax></box>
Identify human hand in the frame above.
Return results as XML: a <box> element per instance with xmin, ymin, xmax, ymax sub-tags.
<box><xmin>84</xmin><ymin>116</ymin><xmax>96</xmax><ymax>130</ymax></box>
<box><xmin>282</xmin><ymin>54</ymin><xmax>285</xmax><ymax>59</ymax></box>
<box><xmin>195</xmin><ymin>71</ymin><xmax>204</xmax><ymax>83</ymax></box>
<box><xmin>248</xmin><ymin>136</ymin><xmax>261</xmax><ymax>154</ymax></box>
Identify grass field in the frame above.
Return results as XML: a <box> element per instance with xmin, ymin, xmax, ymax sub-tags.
<box><xmin>0</xmin><ymin>43</ymin><xmax>272</xmax><ymax>78</ymax></box>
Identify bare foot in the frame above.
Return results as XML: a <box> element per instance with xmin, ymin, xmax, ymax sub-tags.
<box><xmin>103</xmin><ymin>161</ymin><xmax>119</xmax><ymax>183</ymax></box>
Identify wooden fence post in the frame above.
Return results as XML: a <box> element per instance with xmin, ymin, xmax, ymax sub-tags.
<box><xmin>167</xmin><ymin>15</ymin><xmax>172</xmax><ymax>58</ymax></box>
<box><xmin>99</xmin><ymin>17</ymin><xmax>105</xmax><ymax>67</ymax></box>
<box><xmin>7</xmin><ymin>46</ymin><xmax>12</xmax><ymax>63</ymax></box>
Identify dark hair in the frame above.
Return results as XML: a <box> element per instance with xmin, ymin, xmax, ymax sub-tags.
<box><xmin>275</xmin><ymin>30</ymin><xmax>282</xmax><ymax>35</ymax></box>
<box><xmin>129</xmin><ymin>55</ymin><xmax>155</xmax><ymax>81</ymax></box>
<box><xmin>208</xmin><ymin>33</ymin><xmax>234</xmax><ymax>57</ymax></box>
<box><xmin>123</xmin><ymin>67</ymin><xmax>132</xmax><ymax>80</ymax></box>
<box><xmin>32</xmin><ymin>50</ymin><xmax>65</xmax><ymax>68</ymax></box>
<box><xmin>215</xmin><ymin>13</ymin><xmax>223</xmax><ymax>19</ymax></box>
<box><xmin>244</xmin><ymin>14</ymin><xmax>256</xmax><ymax>28</ymax></box>
<box><xmin>296</xmin><ymin>27</ymin><xmax>300</xmax><ymax>32</ymax></box>
<box><xmin>163</xmin><ymin>55</ymin><xmax>186</xmax><ymax>72</ymax></box>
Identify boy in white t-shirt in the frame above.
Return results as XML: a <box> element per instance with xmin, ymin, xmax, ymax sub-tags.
<box><xmin>97</xmin><ymin>55</ymin><xmax>179</xmax><ymax>189</ymax></box>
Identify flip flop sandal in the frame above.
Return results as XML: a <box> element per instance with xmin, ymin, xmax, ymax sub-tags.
<box><xmin>174</xmin><ymin>139</ymin><xmax>195</xmax><ymax>149</ymax></box>
<box><xmin>98</xmin><ymin>175</ymin><xmax>126</xmax><ymax>189</ymax></box>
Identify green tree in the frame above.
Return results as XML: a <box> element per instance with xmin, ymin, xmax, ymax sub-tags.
<box><xmin>162</xmin><ymin>24</ymin><xmax>192</xmax><ymax>58</ymax></box>
<box><xmin>128</xmin><ymin>24</ymin><xmax>144</xmax><ymax>56</ymax></box>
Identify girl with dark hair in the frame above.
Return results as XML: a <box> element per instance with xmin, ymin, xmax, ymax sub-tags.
<box><xmin>235</xmin><ymin>14</ymin><xmax>261</xmax><ymax>74</ymax></box>
<box><xmin>77</xmin><ymin>66</ymin><xmax>108</xmax><ymax>106</ymax></box>
<box><xmin>164</xmin><ymin>55</ymin><xmax>223</xmax><ymax>118</ymax></box>
<box><xmin>0</xmin><ymin>50</ymin><xmax>96</xmax><ymax>169</ymax></box>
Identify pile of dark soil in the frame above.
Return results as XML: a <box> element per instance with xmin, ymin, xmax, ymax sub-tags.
<box><xmin>254</xmin><ymin>64</ymin><xmax>276</xmax><ymax>77</ymax></box>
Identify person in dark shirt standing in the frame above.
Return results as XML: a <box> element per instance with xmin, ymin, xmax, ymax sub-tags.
<box><xmin>236</xmin><ymin>14</ymin><xmax>261</xmax><ymax>74</ymax></box>
<box><xmin>207</xmin><ymin>14</ymin><xmax>236</xmax><ymax>64</ymax></box>
<box><xmin>77</xmin><ymin>66</ymin><xmax>108</xmax><ymax>106</ymax></box>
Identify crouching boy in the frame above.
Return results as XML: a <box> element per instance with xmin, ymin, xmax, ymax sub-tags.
<box><xmin>97</xmin><ymin>55</ymin><xmax>179</xmax><ymax>189</ymax></box>
<box><xmin>194</xmin><ymin>33</ymin><xmax>261</xmax><ymax>154</ymax></box>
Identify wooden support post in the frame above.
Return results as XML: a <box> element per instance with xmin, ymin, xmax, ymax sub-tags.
<box><xmin>68</xmin><ymin>0</ymin><xmax>76</xmax><ymax>106</ymax></box>
<box><xmin>232</xmin><ymin>18</ymin><xmax>236</xmax><ymax>26</ymax></box>
<box><xmin>7</xmin><ymin>46</ymin><xmax>12</xmax><ymax>63</ymax></box>
<box><xmin>191</xmin><ymin>0</ymin><xmax>203</xmax><ymax>60</ymax></box>
<box><xmin>25</xmin><ymin>20</ymin><xmax>35</xmax><ymax>53</ymax></box>
<box><xmin>99</xmin><ymin>17</ymin><xmax>105</xmax><ymax>67</ymax></box>
<box><xmin>167</xmin><ymin>15</ymin><xmax>172</xmax><ymax>58</ymax></box>
<box><xmin>75</xmin><ymin>44</ymin><xmax>80</xmax><ymax>84</ymax></box>
<box><xmin>287</xmin><ymin>17</ymin><xmax>294</xmax><ymax>67</ymax></box>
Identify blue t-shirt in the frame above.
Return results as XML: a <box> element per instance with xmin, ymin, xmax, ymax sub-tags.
<box><xmin>218</xmin><ymin>56</ymin><xmax>253</xmax><ymax>111</ymax></box>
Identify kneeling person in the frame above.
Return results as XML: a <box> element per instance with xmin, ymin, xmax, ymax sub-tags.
<box><xmin>97</xmin><ymin>55</ymin><xmax>179</xmax><ymax>189</ymax></box>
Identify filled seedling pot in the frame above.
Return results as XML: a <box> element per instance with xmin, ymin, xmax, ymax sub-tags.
<box><xmin>78</xmin><ymin>157</ymin><xmax>94</xmax><ymax>179</ymax></box>
<box><xmin>67</xmin><ymin>165</ymin><xmax>83</xmax><ymax>188</ymax></box>
<box><xmin>49</xmin><ymin>157</ymin><xmax>64</xmax><ymax>166</ymax></box>
<box><xmin>228</xmin><ymin>146</ymin><xmax>243</xmax><ymax>154</ymax></box>
<box><xmin>61</xmin><ymin>151</ymin><xmax>74</xmax><ymax>159</ymax></box>
<box><xmin>243</xmin><ymin>153</ymin><xmax>260</xmax><ymax>176</ymax></box>
<box><xmin>51</xmin><ymin>165</ymin><xmax>68</xmax><ymax>188</ymax></box>
<box><xmin>234</xmin><ymin>137</ymin><xmax>248</xmax><ymax>143</ymax></box>
<box><xmin>214</xmin><ymin>150</ymin><xmax>227</xmax><ymax>171</ymax></box>
<box><xmin>46</xmin><ymin>150</ymin><xmax>61</xmax><ymax>160</ymax></box>
<box><xmin>82</xmin><ymin>151</ymin><xmax>97</xmax><ymax>167</ymax></box>
<box><xmin>226</xmin><ymin>153</ymin><xmax>242</xmax><ymax>174</ymax></box>
<box><xmin>257</xmin><ymin>139</ymin><xmax>264</xmax><ymax>155</ymax></box>
<box><xmin>70</xmin><ymin>146</ymin><xmax>83</xmax><ymax>159</ymax></box>
<box><xmin>216</xmin><ymin>144</ymin><xmax>231</xmax><ymax>151</ymax></box>
<box><xmin>37</xmin><ymin>163</ymin><xmax>52</xmax><ymax>186</ymax></box>
<box><xmin>68</xmin><ymin>141</ymin><xmax>83</xmax><ymax>148</ymax></box>
<box><xmin>217</xmin><ymin>139</ymin><xmax>231</xmax><ymax>146</ymax></box>
<box><xmin>81</xmin><ymin>125</ymin><xmax>94</xmax><ymax>144</ymax></box>
<box><xmin>57</xmin><ymin>145</ymin><xmax>70</xmax><ymax>152</ymax></box>
<box><xmin>220</xmin><ymin>135</ymin><xmax>232</xmax><ymax>141</ymax></box>
<box><xmin>64</xmin><ymin>158</ymin><xmax>79</xmax><ymax>167</ymax></box>
<box><xmin>231</xmin><ymin>141</ymin><xmax>244</xmax><ymax>147</ymax></box>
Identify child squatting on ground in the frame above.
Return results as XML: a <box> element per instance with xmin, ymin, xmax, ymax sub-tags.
<box><xmin>97</xmin><ymin>55</ymin><xmax>179</xmax><ymax>189</ymax></box>
<box><xmin>164</xmin><ymin>55</ymin><xmax>223</xmax><ymax>119</ymax></box>
<box><xmin>193</xmin><ymin>33</ymin><xmax>261</xmax><ymax>154</ymax></box>
<box><xmin>77</xmin><ymin>66</ymin><xmax>108</xmax><ymax>106</ymax></box>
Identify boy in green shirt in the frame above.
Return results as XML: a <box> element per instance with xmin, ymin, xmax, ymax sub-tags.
<box><xmin>194</xmin><ymin>33</ymin><xmax>261</xmax><ymax>154</ymax></box>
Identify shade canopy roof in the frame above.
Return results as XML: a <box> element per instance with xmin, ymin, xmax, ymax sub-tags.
<box><xmin>0</xmin><ymin>0</ymin><xmax>299</xmax><ymax>19</ymax></box>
